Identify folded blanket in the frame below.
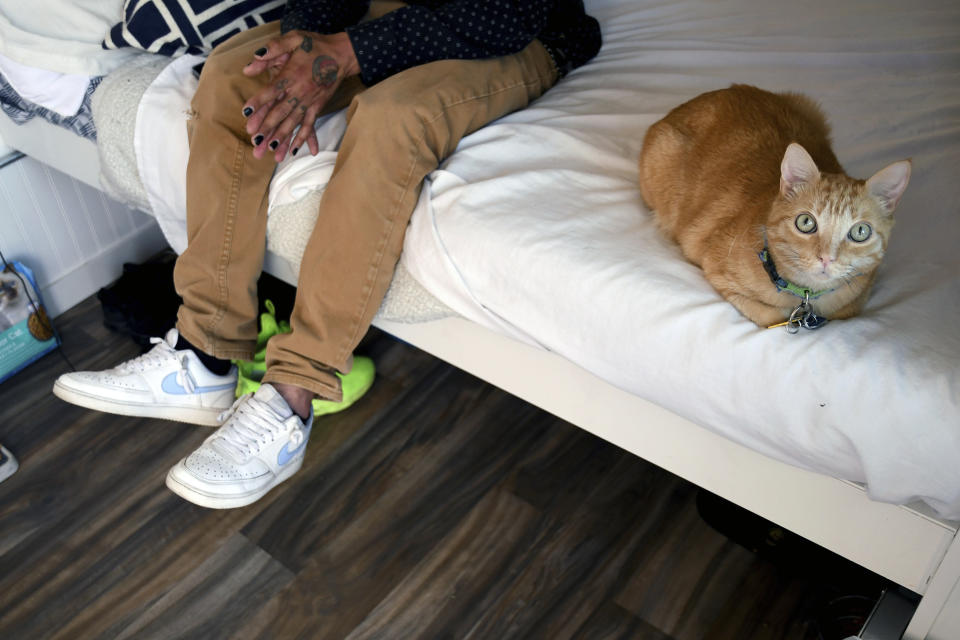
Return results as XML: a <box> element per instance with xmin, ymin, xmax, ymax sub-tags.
<box><xmin>92</xmin><ymin>54</ymin><xmax>170</xmax><ymax>211</ymax></box>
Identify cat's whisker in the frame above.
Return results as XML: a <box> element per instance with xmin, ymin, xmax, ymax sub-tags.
<box><xmin>838</xmin><ymin>273</ymin><xmax>859</xmax><ymax>294</ymax></box>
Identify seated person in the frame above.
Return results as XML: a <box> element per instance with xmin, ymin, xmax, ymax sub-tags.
<box><xmin>53</xmin><ymin>0</ymin><xmax>601</xmax><ymax>509</ymax></box>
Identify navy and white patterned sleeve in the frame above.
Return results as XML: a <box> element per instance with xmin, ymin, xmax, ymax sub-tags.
<box><xmin>282</xmin><ymin>0</ymin><xmax>370</xmax><ymax>34</ymax></box>
<box><xmin>345</xmin><ymin>0</ymin><xmax>552</xmax><ymax>86</ymax></box>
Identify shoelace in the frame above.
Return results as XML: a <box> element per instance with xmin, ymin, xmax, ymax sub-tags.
<box><xmin>213</xmin><ymin>394</ymin><xmax>290</xmax><ymax>462</ymax></box>
<box><xmin>114</xmin><ymin>336</ymin><xmax>198</xmax><ymax>392</ymax></box>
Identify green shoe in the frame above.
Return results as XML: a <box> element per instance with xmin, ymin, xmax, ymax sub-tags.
<box><xmin>234</xmin><ymin>298</ymin><xmax>283</xmax><ymax>395</ymax></box>
<box><xmin>235</xmin><ymin>355</ymin><xmax>376</xmax><ymax>417</ymax></box>
<box><xmin>234</xmin><ymin>299</ymin><xmax>373</xmax><ymax>415</ymax></box>
<box><xmin>253</xmin><ymin>300</ymin><xmax>290</xmax><ymax>362</ymax></box>
<box><xmin>313</xmin><ymin>355</ymin><xmax>376</xmax><ymax>416</ymax></box>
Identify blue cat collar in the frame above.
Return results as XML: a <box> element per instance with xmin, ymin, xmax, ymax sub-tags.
<box><xmin>757</xmin><ymin>247</ymin><xmax>833</xmax><ymax>300</ymax></box>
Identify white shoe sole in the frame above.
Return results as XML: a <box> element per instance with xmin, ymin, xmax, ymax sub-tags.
<box><xmin>0</xmin><ymin>447</ymin><xmax>18</xmax><ymax>484</ymax></box>
<box><xmin>53</xmin><ymin>380</ymin><xmax>225</xmax><ymax>427</ymax></box>
<box><xmin>164</xmin><ymin>457</ymin><xmax>303</xmax><ymax>509</ymax></box>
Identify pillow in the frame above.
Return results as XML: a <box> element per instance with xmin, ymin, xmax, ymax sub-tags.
<box><xmin>0</xmin><ymin>0</ymin><xmax>139</xmax><ymax>76</ymax></box>
<box><xmin>103</xmin><ymin>0</ymin><xmax>286</xmax><ymax>57</ymax></box>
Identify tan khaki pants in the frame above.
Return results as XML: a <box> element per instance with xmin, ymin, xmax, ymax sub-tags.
<box><xmin>173</xmin><ymin>17</ymin><xmax>557</xmax><ymax>400</ymax></box>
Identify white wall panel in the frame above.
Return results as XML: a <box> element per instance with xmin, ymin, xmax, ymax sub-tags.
<box><xmin>0</xmin><ymin>153</ymin><xmax>168</xmax><ymax>317</ymax></box>
<box><xmin>104</xmin><ymin>189</ymin><xmax>137</xmax><ymax>238</ymax></box>
<box><xmin>65</xmin><ymin>176</ymin><xmax>101</xmax><ymax>260</ymax></box>
<box><xmin>21</xmin><ymin>161</ymin><xmax>77</xmax><ymax>271</ymax></box>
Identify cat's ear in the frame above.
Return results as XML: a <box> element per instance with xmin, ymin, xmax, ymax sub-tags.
<box><xmin>780</xmin><ymin>143</ymin><xmax>820</xmax><ymax>197</ymax></box>
<box><xmin>866</xmin><ymin>160</ymin><xmax>911</xmax><ymax>215</ymax></box>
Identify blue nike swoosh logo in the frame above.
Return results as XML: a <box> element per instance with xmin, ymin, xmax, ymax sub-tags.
<box><xmin>161</xmin><ymin>372</ymin><xmax>236</xmax><ymax>396</ymax></box>
<box><xmin>277</xmin><ymin>425</ymin><xmax>311</xmax><ymax>467</ymax></box>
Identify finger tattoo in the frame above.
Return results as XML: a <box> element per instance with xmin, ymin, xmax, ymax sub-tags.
<box><xmin>300</xmin><ymin>36</ymin><xmax>313</xmax><ymax>53</ymax></box>
<box><xmin>312</xmin><ymin>56</ymin><xmax>339</xmax><ymax>88</ymax></box>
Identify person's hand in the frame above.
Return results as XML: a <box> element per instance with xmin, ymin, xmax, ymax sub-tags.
<box><xmin>242</xmin><ymin>30</ymin><xmax>359</xmax><ymax>162</ymax></box>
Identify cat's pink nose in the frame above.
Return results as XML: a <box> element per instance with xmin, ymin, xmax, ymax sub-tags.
<box><xmin>819</xmin><ymin>256</ymin><xmax>834</xmax><ymax>270</ymax></box>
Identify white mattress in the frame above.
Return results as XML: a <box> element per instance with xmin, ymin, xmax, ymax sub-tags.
<box><xmin>86</xmin><ymin>0</ymin><xmax>960</xmax><ymax>520</ymax></box>
<box><xmin>400</xmin><ymin>0</ymin><xmax>960</xmax><ymax>518</ymax></box>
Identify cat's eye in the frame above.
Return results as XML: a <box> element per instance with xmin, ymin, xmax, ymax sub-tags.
<box><xmin>848</xmin><ymin>222</ymin><xmax>872</xmax><ymax>242</ymax></box>
<box><xmin>795</xmin><ymin>213</ymin><xmax>817</xmax><ymax>233</ymax></box>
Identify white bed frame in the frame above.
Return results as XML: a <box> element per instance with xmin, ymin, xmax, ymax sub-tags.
<box><xmin>5</xmin><ymin>112</ymin><xmax>958</xmax><ymax>639</ymax></box>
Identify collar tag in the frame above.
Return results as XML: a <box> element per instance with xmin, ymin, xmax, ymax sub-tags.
<box><xmin>775</xmin><ymin>292</ymin><xmax>828</xmax><ymax>333</ymax></box>
<box><xmin>759</xmin><ymin>243</ymin><xmax>831</xmax><ymax>333</ymax></box>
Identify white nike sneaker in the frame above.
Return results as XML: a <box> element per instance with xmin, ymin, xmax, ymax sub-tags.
<box><xmin>165</xmin><ymin>384</ymin><xmax>313</xmax><ymax>509</ymax></box>
<box><xmin>0</xmin><ymin>445</ymin><xmax>18</xmax><ymax>485</ymax></box>
<box><xmin>52</xmin><ymin>328</ymin><xmax>237</xmax><ymax>426</ymax></box>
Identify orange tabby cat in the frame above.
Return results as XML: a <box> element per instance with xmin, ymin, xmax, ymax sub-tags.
<box><xmin>638</xmin><ymin>84</ymin><xmax>911</xmax><ymax>328</ymax></box>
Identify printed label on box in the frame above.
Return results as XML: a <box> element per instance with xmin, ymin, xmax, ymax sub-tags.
<box><xmin>0</xmin><ymin>262</ymin><xmax>57</xmax><ymax>384</ymax></box>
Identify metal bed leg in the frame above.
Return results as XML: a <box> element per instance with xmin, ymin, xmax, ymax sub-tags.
<box><xmin>902</xmin><ymin>531</ymin><xmax>960</xmax><ymax>639</ymax></box>
<box><xmin>859</xmin><ymin>588</ymin><xmax>918</xmax><ymax>639</ymax></box>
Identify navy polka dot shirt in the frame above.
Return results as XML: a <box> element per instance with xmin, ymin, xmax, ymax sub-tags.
<box><xmin>281</xmin><ymin>0</ymin><xmax>601</xmax><ymax>85</ymax></box>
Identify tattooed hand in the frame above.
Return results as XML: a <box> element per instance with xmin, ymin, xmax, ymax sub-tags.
<box><xmin>242</xmin><ymin>30</ymin><xmax>359</xmax><ymax>162</ymax></box>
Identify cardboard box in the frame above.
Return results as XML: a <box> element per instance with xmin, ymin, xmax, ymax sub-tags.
<box><xmin>0</xmin><ymin>261</ymin><xmax>57</xmax><ymax>384</ymax></box>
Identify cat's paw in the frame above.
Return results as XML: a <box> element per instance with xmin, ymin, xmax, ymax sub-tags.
<box><xmin>727</xmin><ymin>294</ymin><xmax>789</xmax><ymax>328</ymax></box>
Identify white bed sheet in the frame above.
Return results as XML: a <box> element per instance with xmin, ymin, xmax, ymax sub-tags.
<box><xmin>128</xmin><ymin>0</ymin><xmax>960</xmax><ymax>519</ymax></box>
<box><xmin>0</xmin><ymin>53</ymin><xmax>90</xmax><ymax>117</ymax></box>
<box><xmin>400</xmin><ymin>0</ymin><xmax>960</xmax><ymax>518</ymax></box>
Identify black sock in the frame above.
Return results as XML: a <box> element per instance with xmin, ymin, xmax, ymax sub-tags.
<box><xmin>175</xmin><ymin>334</ymin><xmax>233</xmax><ymax>376</ymax></box>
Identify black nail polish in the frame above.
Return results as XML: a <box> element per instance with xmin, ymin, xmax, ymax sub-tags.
<box><xmin>242</xmin><ymin>106</ymin><xmax>253</xmax><ymax>117</ymax></box>
<box><xmin>268</xmin><ymin>140</ymin><xmax>279</xmax><ymax>151</ymax></box>
<box><xmin>253</xmin><ymin>134</ymin><xmax>264</xmax><ymax>146</ymax></box>
<box><xmin>254</xmin><ymin>47</ymin><xmax>267</xmax><ymax>57</ymax></box>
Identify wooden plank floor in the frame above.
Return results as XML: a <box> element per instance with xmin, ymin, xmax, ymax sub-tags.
<box><xmin>0</xmin><ymin>294</ymin><xmax>886</xmax><ymax>640</ymax></box>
